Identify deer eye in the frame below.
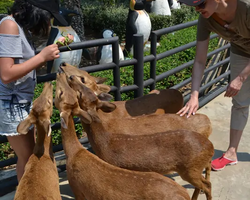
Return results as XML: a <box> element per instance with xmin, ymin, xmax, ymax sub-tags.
<box><xmin>81</xmin><ymin>77</ymin><xmax>85</xmax><ymax>83</ymax></box>
<box><xmin>59</xmin><ymin>91</ymin><xmax>63</xmax><ymax>99</ymax></box>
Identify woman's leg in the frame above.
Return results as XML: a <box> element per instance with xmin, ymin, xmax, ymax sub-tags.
<box><xmin>224</xmin><ymin>129</ymin><xmax>243</xmax><ymax>160</ymax></box>
<box><xmin>225</xmin><ymin>53</ymin><xmax>250</xmax><ymax>160</ymax></box>
<box><xmin>212</xmin><ymin>52</ymin><xmax>250</xmax><ymax>170</ymax></box>
<box><xmin>7</xmin><ymin>128</ymin><xmax>35</xmax><ymax>182</ymax></box>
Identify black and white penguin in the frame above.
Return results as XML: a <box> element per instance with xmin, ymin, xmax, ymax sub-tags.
<box><xmin>46</xmin><ymin>8</ymin><xmax>83</xmax><ymax>73</ymax></box>
<box><xmin>124</xmin><ymin>0</ymin><xmax>152</xmax><ymax>57</ymax></box>
<box><xmin>96</xmin><ymin>29</ymin><xmax>124</xmax><ymax>64</ymax></box>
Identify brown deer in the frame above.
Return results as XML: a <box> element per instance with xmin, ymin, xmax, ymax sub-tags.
<box><xmin>59</xmin><ymin>62</ymin><xmax>184</xmax><ymax>115</ymax></box>
<box><xmin>97</xmin><ymin>88</ymin><xmax>184</xmax><ymax>118</ymax></box>
<box><xmin>68</xmin><ymin>75</ymin><xmax>214</xmax><ymax>200</ymax></box>
<box><xmin>59</xmin><ymin>62</ymin><xmax>212</xmax><ymax>138</ymax></box>
<box><xmin>14</xmin><ymin>82</ymin><xmax>61</xmax><ymax>200</ymax></box>
<box><xmin>54</xmin><ymin>72</ymin><xmax>191</xmax><ymax>200</ymax></box>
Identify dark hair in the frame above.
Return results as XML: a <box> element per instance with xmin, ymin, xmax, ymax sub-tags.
<box><xmin>8</xmin><ymin>0</ymin><xmax>51</xmax><ymax>36</ymax></box>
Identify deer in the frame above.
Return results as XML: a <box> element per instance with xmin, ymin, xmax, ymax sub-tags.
<box><xmin>59</xmin><ymin>62</ymin><xmax>184</xmax><ymax>113</ymax></box>
<box><xmin>14</xmin><ymin>82</ymin><xmax>61</xmax><ymax>200</ymax></box>
<box><xmin>67</xmin><ymin>75</ymin><xmax>214</xmax><ymax>200</ymax></box>
<box><xmin>54</xmin><ymin>72</ymin><xmax>191</xmax><ymax>200</ymax></box>
<box><xmin>59</xmin><ymin>62</ymin><xmax>212</xmax><ymax>139</ymax></box>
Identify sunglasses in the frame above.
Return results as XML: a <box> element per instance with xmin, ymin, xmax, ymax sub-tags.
<box><xmin>196</xmin><ymin>0</ymin><xmax>207</xmax><ymax>9</ymax></box>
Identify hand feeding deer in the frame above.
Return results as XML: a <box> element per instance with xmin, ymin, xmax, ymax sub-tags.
<box><xmin>54</xmin><ymin>72</ymin><xmax>191</xmax><ymax>200</ymax></box>
<box><xmin>59</xmin><ymin>62</ymin><xmax>212</xmax><ymax>139</ymax></box>
<box><xmin>67</xmin><ymin>75</ymin><xmax>214</xmax><ymax>200</ymax></box>
<box><xmin>14</xmin><ymin>82</ymin><xmax>61</xmax><ymax>200</ymax></box>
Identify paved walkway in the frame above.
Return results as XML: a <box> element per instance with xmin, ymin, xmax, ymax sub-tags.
<box><xmin>1</xmin><ymin>92</ymin><xmax>250</xmax><ymax>200</ymax></box>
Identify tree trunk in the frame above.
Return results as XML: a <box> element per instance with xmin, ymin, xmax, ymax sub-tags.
<box><xmin>62</xmin><ymin>0</ymin><xmax>85</xmax><ymax>41</ymax></box>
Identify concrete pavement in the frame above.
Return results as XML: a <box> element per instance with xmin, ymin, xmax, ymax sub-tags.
<box><xmin>175</xmin><ymin>92</ymin><xmax>250</xmax><ymax>200</ymax></box>
<box><xmin>1</xmin><ymin>92</ymin><xmax>250</xmax><ymax>200</ymax></box>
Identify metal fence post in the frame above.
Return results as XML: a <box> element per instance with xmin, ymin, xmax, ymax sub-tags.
<box><xmin>133</xmin><ymin>34</ymin><xmax>144</xmax><ymax>98</ymax></box>
<box><xmin>150</xmin><ymin>31</ymin><xmax>157</xmax><ymax>90</ymax></box>
<box><xmin>112</xmin><ymin>37</ymin><xmax>121</xmax><ymax>100</ymax></box>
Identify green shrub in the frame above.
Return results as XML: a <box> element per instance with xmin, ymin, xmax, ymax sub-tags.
<box><xmin>82</xmin><ymin>4</ymin><xmax>198</xmax><ymax>41</ymax></box>
<box><xmin>0</xmin><ymin>0</ymin><xmax>13</xmax><ymax>14</ymax></box>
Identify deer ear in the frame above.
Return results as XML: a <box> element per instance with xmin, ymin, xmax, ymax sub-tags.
<box><xmin>17</xmin><ymin>115</ymin><xmax>36</xmax><ymax>134</ymax></box>
<box><xmin>97</xmin><ymin>93</ymin><xmax>113</xmax><ymax>101</ymax></box>
<box><xmin>94</xmin><ymin>77</ymin><xmax>107</xmax><ymax>84</ymax></box>
<box><xmin>73</xmin><ymin>107</ymin><xmax>92</xmax><ymax>124</ymax></box>
<box><xmin>42</xmin><ymin>120</ymin><xmax>52</xmax><ymax>136</ymax></box>
<box><xmin>97</xmin><ymin>101</ymin><xmax>116</xmax><ymax>113</ymax></box>
<box><xmin>60</xmin><ymin>112</ymin><xmax>69</xmax><ymax>129</ymax></box>
<box><xmin>97</xmin><ymin>84</ymin><xmax>111</xmax><ymax>93</ymax></box>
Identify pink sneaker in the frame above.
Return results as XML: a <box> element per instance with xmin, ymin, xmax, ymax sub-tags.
<box><xmin>211</xmin><ymin>153</ymin><xmax>238</xmax><ymax>171</ymax></box>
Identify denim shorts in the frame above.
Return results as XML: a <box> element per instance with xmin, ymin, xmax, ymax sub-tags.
<box><xmin>0</xmin><ymin>99</ymin><xmax>32</xmax><ymax>136</ymax></box>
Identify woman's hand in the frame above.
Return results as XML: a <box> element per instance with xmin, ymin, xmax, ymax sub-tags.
<box><xmin>38</xmin><ymin>44</ymin><xmax>60</xmax><ymax>62</ymax></box>
<box><xmin>177</xmin><ymin>95</ymin><xmax>199</xmax><ymax>118</ymax></box>
<box><xmin>224</xmin><ymin>76</ymin><xmax>243</xmax><ymax>97</ymax></box>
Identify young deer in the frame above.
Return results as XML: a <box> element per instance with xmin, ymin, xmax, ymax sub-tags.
<box><xmin>68</xmin><ymin>75</ymin><xmax>214</xmax><ymax>200</ymax></box>
<box><xmin>14</xmin><ymin>82</ymin><xmax>61</xmax><ymax>200</ymax></box>
<box><xmin>59</xmin><ymin>62</ymin><xmax>212</xmax><ymax>138</ymax></box>
<box><xmin>54</xmin><ymin>72</ymin><xmax>191</xmax><ymax>200</ymax></box>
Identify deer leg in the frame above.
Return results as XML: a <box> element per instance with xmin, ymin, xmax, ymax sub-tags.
<box><xmin>192</xmin><ymin>176</ymin><xmax>212</xmax><ymax>200</ymax></box>
<box><xmin>180</xmin><ymin>171</ymin><xmax>212</xmax><ymax>200</ymax></box>
<box><xmin>205</xmin><ymin>161</ymin><xmax>212</xmax><ymax>182</ymax></box>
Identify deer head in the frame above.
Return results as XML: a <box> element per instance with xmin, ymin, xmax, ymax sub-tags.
<box><xmin>54</xmin><ymin>72</ymin><xmax>92</xmax><ymax>129</ymax></box>
<box><xmin>67</xmin><ymin>75</ymin><xmax>116</xmax><ymax>123</ymax></box>
<box><xmin>59</xmin><ymin>62</ymin><xmax>113</xmax><ymax>101</ymax></box>
<box><xmin>17</xmin><ymin>82</ymin><xmax>53</xmax><ymax>136</ymax></box>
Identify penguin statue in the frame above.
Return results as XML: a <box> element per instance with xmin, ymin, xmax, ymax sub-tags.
<box><xmin>171</xmin><ymin>0</ymin><xmax>181</xmax><ymax>10</ymax></box>
<box><xmin>146</xmin><ymin>0</ymin><xmax>181</xmax><ymax>15</ymax></box>
<box><xmin>96</xmin><ymin>29</ymin><xmax>124</xmax><ymax>64</ymax></box>
<box><xmin>150</xmin><ymin>0</ymin><xmax>172</xmax><ymax>16</ymax></box>
<box><xmin>124</xmin><ymin>0</ymin><xmax>153</xmax><ymax>57</ymax></box>
<box><xmin>46</xmin><ymin>7</ymin><xmax>83</xmax><ymax>73</ymax></box>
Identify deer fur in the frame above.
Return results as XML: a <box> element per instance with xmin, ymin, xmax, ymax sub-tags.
<box><xmin>14</xmin><ymin>82</ymin><xmax>61</xmax><ymax>200</ymax></box>
<box><xmin>54</xmin><ymin>72</ymin><xmax>191</xmax><ymax>200</ymax></box>
<box><xmin>68</xmin><ymin>75</ymin><xmax>214</xmax><ymax>200</ymax></box>
<box><xmin>59</xmin><ymin>62</ymin><xmax>211</xmax><ymax>138</ymax></box>
<box><xmin>97</xmin><ymin>88</ymin><xmax>184</xmax><ymax>118</ymax></box>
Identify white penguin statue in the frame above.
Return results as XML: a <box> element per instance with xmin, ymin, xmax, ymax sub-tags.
<box><xmin>47</xmin><ymin>8</ymin><xmax>82</xmax><ymax>73</ymax></box>
<box><xmin>151</xmin><ymin>0</ymin><xmax>172</xmax><ymax>16</ymax></box>
<box><xmin>96</xmin><ymin>29</ymin><xmax>124</xmax><ymax>64</ymax></box>
<box><xmin>124</xmin><ymin>0</ymin><xmax>153</xmax><ymax>57</ymax></box>
<box><xmin>171</xmin><ymin>0</ymin><xmax>181</xmax><ymax>10</ymax></box>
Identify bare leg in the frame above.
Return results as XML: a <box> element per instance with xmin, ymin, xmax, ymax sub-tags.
<box><xmin>7</xmin><ymin>128</ymin><xmax>35</xmax><ymax>182</ymax></box>
<box><xmin>224</xmin><ymin>129</ymin><xmax>243</xmax><ymax>161</ymax></box>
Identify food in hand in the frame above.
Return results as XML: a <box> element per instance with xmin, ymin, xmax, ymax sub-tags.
<box><xmin>55</xmin><ymin>33</ymin><xmax>74</xmax><ymax>49</ymax></box>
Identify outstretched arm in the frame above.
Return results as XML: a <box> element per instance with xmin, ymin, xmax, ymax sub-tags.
<box><xmin>177</xmin><ymin>38</ymin><xmax>209</xmax><ymax>117</ymax></box>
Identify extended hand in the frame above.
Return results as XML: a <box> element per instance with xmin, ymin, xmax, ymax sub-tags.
<box><xmin>224</xmin><ymin>76</ymin><xmax>243</xmax><ymax>97</ymax></box>
<box><xmin>39</xmin><ymin>44</ymin><xmax>60</xmax><ymax>62</ymax></box>
<box><xmin>177</xmin><ymin>95</ymin><xmax>199</xmax><ymax>118</ymax></box>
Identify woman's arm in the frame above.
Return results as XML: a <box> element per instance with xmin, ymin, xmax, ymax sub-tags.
<box><xmin>177</xmin><ymin>38</ymin><xmax>209</xmax><ymax>117</ymax></box>
<box><xmin>0</xmin><ymin>19</ymin><xmax>60</xmax><ymax>84</ymax></box>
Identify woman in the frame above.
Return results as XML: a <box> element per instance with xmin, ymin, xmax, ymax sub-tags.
<box><xmin>177</xmin><ymin>0</ymin><xmax>250</xmax><ymax>171</ymax></box>
<box><xmin>0</xmin><ymin>0</ymin><xmax>67</xmax><ymax>182</ymax></box>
